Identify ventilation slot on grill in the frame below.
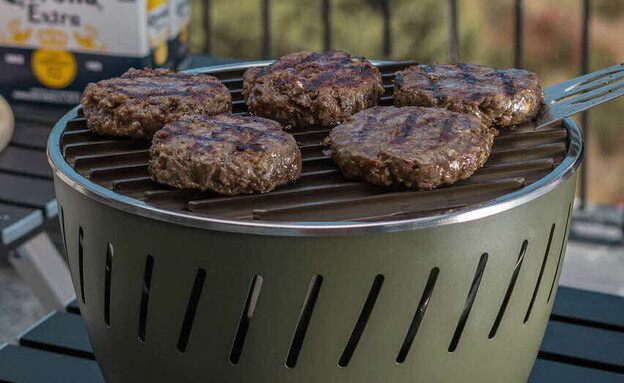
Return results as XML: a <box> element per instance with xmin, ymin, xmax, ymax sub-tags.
<box><xmin>338</xmin><ymin>274</ymin><xmax>385</xmax><ymax>368</ymax></box>
<box><xmin>548</xmin><ymin>205</ymin><xmax>573</xmax><ymax>303</ymax></box>
<box><xmin>104</xmin><ymin>243</ymin><xmax>113</xmax><ymax>327</ymax></box>
<box><xmin>524</xmin><ymin>224</ymin><xmax>556</xmax><ymax>323</ymax></box>
<box><xmin>60</xmin><ymin>207</ymin><xmax>68</xmax><ymax>260</ymax></box>
<box><xmin>488</xmin><ymin>240</ymin><xmax>528</xmax><ymax>339</ymax></box>
<box><xmin>396</xmin><ymin>267</ymin><xmax>439</xmax><ymax>364</ymax></box>
<box><xmin>229</xmin><ymin>275</ymin><xmax>263</xmax><ymax>364</ymax></box>
<box><xmin>285</xmin><ymin>275</ymin><xmax>324</xmax><ymax>368</ymax></box>
<box><xmin>78</xmin><ymin>227</ymin><xmax>85</xmax><ymax>305</ymax></box>
<box><xmin>177</xmin><ymin>268</ymin><xmax>207</xmax><ymax>353</ymax></box>
<box><xmin>138</xmin><ymin>255</ymin><xmax>155</xmax><ymax>342</ymax></box>
<box><xmin>448</xmin><ymin>253</ymin><xmax>488</xmax><ymax>353</ymax></box>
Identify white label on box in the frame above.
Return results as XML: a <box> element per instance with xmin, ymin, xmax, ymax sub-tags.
<box><xmin>147</xmin><ymin>0</ymin><xmax>170</xmax><ymax>48</ymax></box>
<box><xmin>0</xmin><ymin>0</ymin><xmax>150</xmax><ymax>57</ymax></box>
<box><xmin>172</xmin><ymin>0</ymin><xmax>190</xmax><ymax>32</ymax></box>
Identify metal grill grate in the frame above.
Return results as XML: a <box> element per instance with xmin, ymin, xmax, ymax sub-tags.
<box><xmin>59</xmin><ymin>62</ymin><xmax>569</xmax><ymax>223</ymax></box>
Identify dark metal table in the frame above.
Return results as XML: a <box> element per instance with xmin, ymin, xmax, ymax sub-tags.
<box><xmin>0</xmin><ymin>102</ymin><xmax>68</xmax><ymax>251</ymax></box>
<box><xmin>0</xmin><ymin>287</ymin><xmax>622</xmax><ymax>382</ymax></box>
<box><xmin>0</xmin><ymin>102</ymin><xmax>75</xmax><ymax>311</ymax></box>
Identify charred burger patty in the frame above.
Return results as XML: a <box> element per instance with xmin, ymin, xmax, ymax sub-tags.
<box><xmin>149</xmin><ymin>114</ymin><xmax>301</xmax><ymax>195</ymax></box>
<box><xmin>325</xmin><ymin>106</ymin><xmax>497</xmax><ymax>189</ymax></box>
<box><xmin>242</xmin><ymin>50</ymin><xmax>384</xmax><ymax>129</ymax></box>
<box><xmin>394</xmin><ymin>63</ymin><xmax>543</xmax><ymax>127</ymax></box>
<box><xmin>82</xmin><ymin>68</ymin><xmax>232</xmax><ymax>139</ymax></box>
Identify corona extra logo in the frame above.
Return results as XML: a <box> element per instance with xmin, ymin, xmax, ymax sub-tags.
<box><xmin>74</xmin><ymin>24</ymin><xmax>107</xmax><ymax>51</ymax></box>
<box><xmin>36</xmin><ymin>28</ymin><xmax>69</xmax><ymax>49</ymax></box>
<box><xmin>7</xmin><ymin>19</ymin><xmax>32</xmax><ymax>44</ymax></box>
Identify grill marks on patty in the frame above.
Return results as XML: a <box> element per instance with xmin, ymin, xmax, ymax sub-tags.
<box><xmin>242</xmin><ymin>50</ymin><xmax>384</xmax><ymax>129</ymax></box>
<box><xmin>494</xmin><ymin>68</ymin><xmax>517</xmax><ymax>96</ymax></box>
<box><xmin>394</xmin><ymin>63</ymin><xmax>544</xmax><ymax>127</ymax></box>
<box><xmin>110</xmin><ymin>71</ymin><xmax>228</xmax><ymax>99</ymax></box>
<box><xmin>149</xmin><ymin>114</ymin><xmax>302</xmax><ymax>195</ymax></box>
<box><xmin>458</xmin><ymin>63</ymin><xmax>478</xmax><ymax>85</ymax></box>
<box><xmin>108</xmin><ymin>80</ymin><xmax>224</xmax><ymax>98</ymax></box>
<box><xmin>81</xmin><ymin>68</ymin><xmax>232</xmax><ymax>139</ymax></box>
<box><xmin>164</xmin><ymin>117</ymin><xmax>290</xmax><ymax>153</ymax></box>
<box><xmin>390</xmin><ymin>113</ymin><xmax>423</xmax><ymax>144</ymax></box>
<box><xmin>325</xmin><ymin>106</ymin><xmax>498</xmax><ymax>189</ymax></box>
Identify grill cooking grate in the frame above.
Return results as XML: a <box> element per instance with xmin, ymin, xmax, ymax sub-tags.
<box><xmin>59</xmin><ymin>62</ymin><xmax>569</xmax><ymax>223</ymax></box>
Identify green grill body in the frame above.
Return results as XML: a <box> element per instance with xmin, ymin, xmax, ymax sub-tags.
<box><xmin>53</xmin><ymin>171</ymin><xmax>576</xmax><ymax>383</ymax></box>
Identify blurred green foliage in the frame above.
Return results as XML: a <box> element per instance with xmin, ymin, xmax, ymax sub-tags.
<box><xmin>190</xmin><ymin>0</ymin><xmax>624</xmax><ymax>203</ymax></box>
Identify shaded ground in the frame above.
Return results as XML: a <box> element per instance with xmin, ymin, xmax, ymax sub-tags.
<box><xmin>0</xmin><ymin>257</ymin><xmax>47</xmax><ymax>345</ymax></box>
<box><xmin>561</xmin><ymin>240</ymin><xmax>624</xmax><ymax>296</ymax></box>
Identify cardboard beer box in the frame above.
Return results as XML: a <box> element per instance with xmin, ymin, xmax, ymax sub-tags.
<box><xmin>169</xmin><ymin>0</ymin><xmax>190</xmax><ymax>64</ymax></box>
<box><xmin>0</xmin><ymin>0</ymin><xmax>185</xmax><ymax>105</ymax></box>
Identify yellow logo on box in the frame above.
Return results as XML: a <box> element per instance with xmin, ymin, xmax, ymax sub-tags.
<box><xmin>31</xmin><ymin>49</ymin><xmax>77</xmax><ymax>89</ymax></box>
<box><xmin>154</xmin><ymin>40</ymin><xmax>168</xmax><ymax>66</ymax></box>
<box><xmin>37</xmin><ymin>28</ymin><xmax>69</xmax><ymax>49</ymax></box>
<box><xmin>180</xmin><ymin>25</ymin><xmax>189</xmax><ymax>44</ymax></box>
<box><xmin>7</xmin><ymin>20</ymin><xmax>32</xmax><ymax>44</ymax></box>
<box><xmin>147</xmin><ymin>0</ymin><xmax>168</xmax><ymax>10</ymax></box>
<box><xmin>74</xmin><ymin>25</ymin><xmax>107</xmax><ymax>52</ymax></box>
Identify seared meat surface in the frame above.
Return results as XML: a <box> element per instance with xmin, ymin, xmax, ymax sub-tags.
<box><xmin>149</xmin><ymin>114</ymin><xmax>301</xmax><ymax>195</ymax></box>
<box><xmin>82</xmin><ymin>68</ymin><xmax>232</xmax><ymax>139</ymax></box>
<box><xmin>325</xmin><ymin>106</ymin><xmax>497</xmax><ymax>189</ymax></box>
<box><xmin>394</xmin><ymin>63</ymin><xmax>543</xmax><ymax>127</ymax></box>
<box><xmin>242</xmin><ymin>50</ymin><xmax>384</xmax><ymax>129</ymax></box>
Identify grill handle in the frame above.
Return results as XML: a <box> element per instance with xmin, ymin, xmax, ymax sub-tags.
<box><xmin>536</xmin><ymin>62</ymin><xmax>624</xmax><ymax>130</ymax></box>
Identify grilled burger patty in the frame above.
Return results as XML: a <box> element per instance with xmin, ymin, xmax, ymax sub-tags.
<box><xmin>242</xmin><ymin>50</ymin><xmax>384</xmax><ymax>129</ymax></box>
<box><xmin>325</xmin><ymin>106</ymin><xmax>497</xmax><ymax>189</ymax></box>
<box><xmin>149</xmin><ymin>114</ymin><xmax>302</xmax><ymax>195</ymax></box>
<box><xmin>82</xmin><ymin>68</ymin><xmax>232</xmax><ymax>139</ymax></box>
<box><xmin>394</xmin><ymin>63</ymin><xmax>544</xmax><ymax>127</ymax></box>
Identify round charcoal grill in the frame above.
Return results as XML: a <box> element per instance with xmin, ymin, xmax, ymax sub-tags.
<box><xmin>48</xmin><ymin>61</ymin><xmax>582</xmax><ymax>383</ymax></box>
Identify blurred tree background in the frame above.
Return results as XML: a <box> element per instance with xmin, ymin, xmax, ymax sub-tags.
<box><xmin>190</xmin><ymin>0</ymin><xmax>624</xmax><ymax>205</ymax></box>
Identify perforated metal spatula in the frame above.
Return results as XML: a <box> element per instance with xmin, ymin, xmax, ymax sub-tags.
<box><xmin>536</xmin><ymin>62</ymin><xmax>624</xmax><ymax>129</ymax></box>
